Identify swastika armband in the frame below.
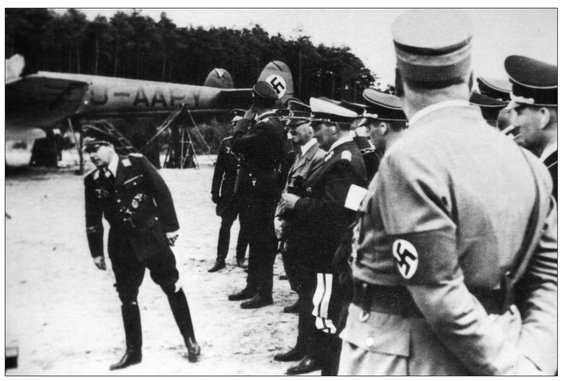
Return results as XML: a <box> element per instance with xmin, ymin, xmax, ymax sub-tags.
<box><xmin>390</xmin><ymin>229</ymin><xmax>460</xmax><ymax>285</ymax></box>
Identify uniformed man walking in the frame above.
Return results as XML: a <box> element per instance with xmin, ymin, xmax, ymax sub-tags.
<box><xmin>209</xmin><ymin>109</ymin><xmax>249</xmax><ymax>272</ymax></box>
<box><xmin>504</xmin><ymin>55</ymin><xmax>558</xmax><ymax>200</ymax></box>
<box><xmin>83</xmin><ymin>129</ymin><xmax>200</xmax><ymax>369</ymax></box>
<box><xmin>227</xmin><ymin>81</ymin><xmax>286</xmax><ymax>309</ymax></box>
<box><xmin>279</xmin><ymin>97</ymin><xmax>367</xmax><ymax>375</ymax></box>
<box><xmin>339</xmin><ymin>10</ymin><xmax>557</xmax><ymax>375</ymax></box>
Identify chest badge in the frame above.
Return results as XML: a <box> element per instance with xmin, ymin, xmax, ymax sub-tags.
<box><xmin>392</xmin><ymin>239</ymin><xmax>418</xmax><ymax>279</ymax></box>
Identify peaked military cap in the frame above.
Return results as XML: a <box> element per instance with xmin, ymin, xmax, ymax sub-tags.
<box><xmin>309</xmin><ymin>97</ymin><xmax>359</xmax><ymax>125</ymax></box>
<box><xmin>476</xmin><ymin>76</ymin><xmax>511</xmax><ymax>102</ymax></box>
<box><xmin>504</xmin><ymin>55</ymin><xmax>557</xmax><ymax>109</ymax></box>
<box><xmin>252</xmin><ymin>81</ymin><xmax>279</xmax><ymax>102</ymax></box>
<box><xmin>286</xmin><ymin>98</ymin><xmax>311</xmax><ymax>113</ymax></box>
<box><xmin>340</xmin><ymin>100</ymin><xmax>369</xmax><ymax>115</ymax></box>
<box><xmin>83</xmin><ymin>126</ymin><xmax>118</xmax><ymax>152</ymax></box>
<box><xmin>361</xmin><ymin>89</ymin><xmax>406</xmax><ymax>122</ymax></box>
<box><xmin>392</xmin><ymin>10</ymin><xmax>473</xmax><ymax>82</ymax></box>
<box><xmin>469</xmin><ymin>91</ymin><xmax>508</xmax><ymax>122</ymax></box>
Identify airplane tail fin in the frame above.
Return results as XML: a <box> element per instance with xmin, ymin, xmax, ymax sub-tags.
<box><xmin>203</xmin><ymin>68</ymin><xmax>234</xmax><ymax>89</ymax></box>
<box><xmin>6</xmin><ymin>54</ymin><xmax>25</xmax><ymax>85</ymax></box>
<box><xmin>258</xmin><ymin>61</ymin><xmax>294</xmax><ymax>108</ymax></box>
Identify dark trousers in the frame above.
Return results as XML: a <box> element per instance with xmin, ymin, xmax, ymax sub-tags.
<box><xmin>216</xmin><ymin>204</ymin><xmax>249</xmax><ymax>261</ymax></box>
<box><xmin>308</xmin><ymin>271</ymin><xmax>345</xmax><ymax>376</ymax></box>
<box><xmin>281</xmin><ymin>239</ymin><xmax>308</xmax><ymax>293</ymax></box>
<box><xmin>108</xmin><ymin>229</ymin><xmax>197</xmax><ymax>344</ymax></box>
<box><xmin>239</xmin><ymin>197</ymin><xmax>278</xmax><ymax>297</ymax></box>
<box><xmin>108</xmin><ymin>229</ymin><xmax>180</xmax><ymax>302</ymax></box>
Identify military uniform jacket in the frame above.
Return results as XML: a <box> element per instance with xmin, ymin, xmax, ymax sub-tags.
<box><xmin>211</xmin><ymin>136</ymin><xmax>240</xmax><ymax>216</ymax></box>
<box><xmin>543</xmin><ymin>149</ymin><xmax>557</xmax><ymax>201</ymax></box>
<box><xmin>353</xmin><ymin>135</ymin><xmax>380</xmax><ymax>181</ymax></box>
<box><xmin>275</xmin><ymin>140</ymin><xmax>326</xmax><ymax>226</ymax></box>
<box><xmin>232</xmin><ymin>111</ymin><xmax>286</xmax><ymax>201</ymax></box>
<box><xmin>291</xmin><ymin>139</ymin><xmax>367</xmax><ymax>273</ymax></box>
<box><xmin>84</xmin><ymin>153</ymin><xmax>179</xmax><ymax>262</ymax></box>
<box><xmin>347</xmin><ymin>102</ymin><xmax>557</xmax><ymax>374</ymax></box>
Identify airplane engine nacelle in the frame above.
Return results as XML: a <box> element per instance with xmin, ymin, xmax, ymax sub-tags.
<box><xmin>204</xmin><ymin>68</ymin><xmax>234</xmax><ymax>89</ymax></box>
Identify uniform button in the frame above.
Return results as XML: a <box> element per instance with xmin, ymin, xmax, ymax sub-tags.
<box><xmin>117</xmin><ymin>199</ymin><xmax>121</xmax><ymax>203</ymax></box>
<box><xmin>366</xmin><ymin>337</ymin><xmax>375</xmax><ymax>347</ymax></box>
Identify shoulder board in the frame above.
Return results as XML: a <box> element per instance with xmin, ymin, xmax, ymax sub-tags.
<box><xmin>222</xmin><ymin>136</ymin><xmax>233</xmax><ymax>142</ymax></box>
<box><xmin>341</xmin><ymin>151</ymin><xmax>352</xmax><ymax>161</ymax></box>
<box><xmin>129</xmin><ymin>153</ymin><xmax>143</xmax><ymax>158</ymax></box>
<box><xmin>122</xmin><ymin>158</ymin><xmax>132</xmax><ymax>167</ymax></box>
<box><xmin>90</xmin><ymin>168</ymin><xmax>100</xmax><ymax>180</ymax></box>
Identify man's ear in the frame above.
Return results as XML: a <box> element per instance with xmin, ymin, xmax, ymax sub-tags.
<box><xmin>378</xmin><ymin>122</ymin><xmax>389</xmax><ymax>135</ymax></box>
<box><xmin>538</xmin><ymin>107</ymin><xmax>551</xmax><ymax>130</ymax></box>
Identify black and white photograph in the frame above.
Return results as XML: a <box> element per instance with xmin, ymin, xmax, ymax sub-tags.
<box><xmin>4</xmin><ymin>6</ymin><xmax>558</xmax><ymax>376</ymax></box>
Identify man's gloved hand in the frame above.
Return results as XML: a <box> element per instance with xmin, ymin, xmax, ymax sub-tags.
<box><xmin>166</xmin><ymin>231</ymin><xmax>179</xmax><ymax>246</ymax></box>
<box><xmin>211</xmin><ymin>193</ymin><xmax>220</xmax><ymax>204</ymax></box>
<box><xmin>93</xmin><ymin>256</ymin><xmax>106</xmax><ymax>271</ymax></box>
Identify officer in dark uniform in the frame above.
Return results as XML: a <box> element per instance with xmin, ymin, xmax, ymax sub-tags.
<box><xmin>469</xmin><ymin>91</ymin><xmax>509</xmax><ymax>127</ymax></box>
<box><xmin>279</xmin><ymin>97</ymin><xmax>367</xmax><ymax>375</ymax></box>
<box><xmin>209</xmin><ymin>109</ymin><xmax>249</xmax><ymax>272</ymax></box>
<box><xmin>338</xmin><ymin>100</ymin><xmax>380</xmax><ymax>181</ymax></box>
<box><xmin>358</xmin><ymin>89</ymin><xmax>407</xmax><ymax>175</ymax></box>
<box><xmin>83</xmin><ymin>129</ymin><xmax>200</xmax><ymax>369</ymax></box>
<box><xmin>227</xmin><ymin>81</ymin><xmax>286</xmax><ymax>309</ymax></box>
<box><xmin>505</xmin><ymin>55</ymin><xmax>558</xmax><ymax>200</ymax></box>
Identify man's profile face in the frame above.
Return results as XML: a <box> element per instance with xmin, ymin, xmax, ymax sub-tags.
<box><xmin>513</xmin><ymin>106</ymin><xmax>545</xmax><ymax>151</ymax></box>
<box><xmin>290</xmin><ymin>122</ymin><xmax>311</xmax><ymax>145</ymax></box>
<box><xmin>368</xmin><ymin>121</ymin><xmax>388</xmax><ymax>153</ymax></box>
<box><xmin>312</xmin><ymin>122</ymin><xmax>336</xmax><ymax>150</ymax></box>
<box><xmin>88</xmin><ymin>144</ymin><xmax>114</xmax><ymax>167</ymax></box>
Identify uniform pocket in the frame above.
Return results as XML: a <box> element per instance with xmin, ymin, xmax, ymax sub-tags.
<box><xmin>339</xmin><ymin>303</ymin><xmax>410</xmax><ymax>375</ymax></box>
<box><xmin>340</xmin><ymin>303</ymin><xmax>410</xmax><ymax>357</ymax></box>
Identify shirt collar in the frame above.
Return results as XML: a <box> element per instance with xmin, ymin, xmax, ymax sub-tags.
<box><xmin>328</xmin><ymin>132</ymin><xmax>354</xmax><ymax>153</ymax></box>
<box><xmin>107</xmin><ymin>153</ymin><xmax>120</xmax><ymax>176</ymax></box>
<box><xmin>409</xmin><ymin>100</ymin><xmax>470</xmax><ymax>127</ymax></box>
<box><xmin>300</xmin><ymin>139</ymin><xmax>317</xmax><ymax>155</ymax></box>
<box><xmin>540</xmin><ymin>142</ymin><xmax>557</xmax><ymax>163</ymax></box>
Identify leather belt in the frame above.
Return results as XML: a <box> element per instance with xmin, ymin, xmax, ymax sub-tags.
<box><xmin>352</xmin><ymin>281</ymin><xmax>507</xmax><ymax>319</ymax></box>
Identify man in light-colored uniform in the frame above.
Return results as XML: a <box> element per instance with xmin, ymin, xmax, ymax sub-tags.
<box><xmin>338</xmin><ymin>10</ymin><xmax>557</xmax><ymax>375</ymax></box>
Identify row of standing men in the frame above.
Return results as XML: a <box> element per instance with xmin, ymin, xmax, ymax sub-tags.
<box><xmin>208</xmin><ymin>9</ymin><xmax>557</xmax><ymax>376</ymax></box>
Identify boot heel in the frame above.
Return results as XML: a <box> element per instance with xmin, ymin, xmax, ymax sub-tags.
<box><xmin>187</xmin><ymin>338</ymin><xmax>200</xmax><ymax>363</ymax></box>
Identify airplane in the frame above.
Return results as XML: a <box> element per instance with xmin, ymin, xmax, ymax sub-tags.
<box><xmin>6</xmin><ymin>55</ymin><xmax>294</xmax><ymax>170</ymax></box>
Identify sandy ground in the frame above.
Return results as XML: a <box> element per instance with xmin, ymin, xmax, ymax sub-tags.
<box><xmin>6</xmin><ymin>151</ymin><xmax>320</xmax><ymax>376</ymax></box>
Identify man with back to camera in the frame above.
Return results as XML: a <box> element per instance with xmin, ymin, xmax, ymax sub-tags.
<box><xmin>227</xmin><ymin>81</ymin><xmax>286</xmax><ymax>309</ymax></box>
<box><xmin>338</xmin><ymin>9</ymin><xmax>557</xmax><ymax>375</ymax></box>
<box><xmin>83</xmin><ymin>128</ymin><xmax>200</xmax><ymax>369</ymax></box>
<box><xmin>504</xmin><ymin>55</ymin><xmax>557</xmax><ymax>201</ymax></box>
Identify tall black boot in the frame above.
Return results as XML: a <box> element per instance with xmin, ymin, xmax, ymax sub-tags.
<box><xmin>110</xmin><ymin>302</ymin><xmax>142</xmax><ymax>370</ymax></box>
<box><xmin>167</xmin><ymin>288</ymin><xmax>200</xmax><ymax>362</ymax></box>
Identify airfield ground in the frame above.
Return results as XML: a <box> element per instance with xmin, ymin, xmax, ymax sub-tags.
<box><xmin>5</xmin><ymin>151</ymin><xmax>317</xmax><ymax>375</ymax></box>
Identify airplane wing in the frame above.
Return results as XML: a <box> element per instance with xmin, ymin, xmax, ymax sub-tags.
<box><xmin>6</xmin><ymin>72</ymin><xmax>89</xmax><ymax>130</ymax></box>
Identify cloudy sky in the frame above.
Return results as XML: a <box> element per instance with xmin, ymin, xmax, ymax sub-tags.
<box><xmin>61</xmin><ymin>8</ymin><xmax>556</xmax><ymax>86</ymax></box>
